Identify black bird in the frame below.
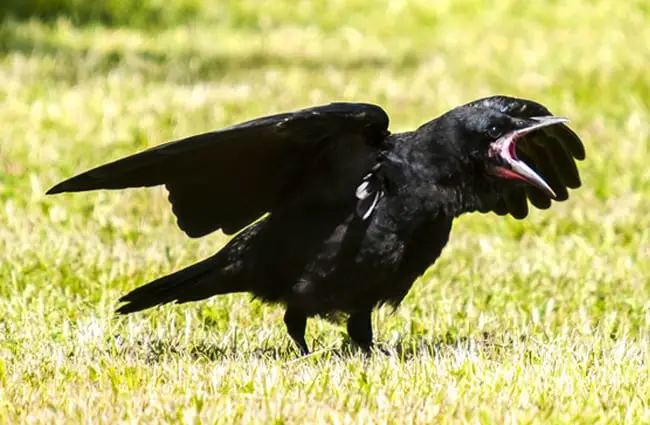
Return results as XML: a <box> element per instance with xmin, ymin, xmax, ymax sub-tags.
<box><xmin>47</xmin><ymin>96</ymin><xmax>585</xmax><ymax>354</ymax></box>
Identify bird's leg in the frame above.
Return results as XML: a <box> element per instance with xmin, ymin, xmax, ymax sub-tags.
<box><xmin>283</xmin><ymin>308</ymin><xmax>309</xmax><ymax>355</ymax></box>
<box><xmin>346</xmin><ymin>309</ymin><xmax>373</xmax><ymax>352</ymax></box>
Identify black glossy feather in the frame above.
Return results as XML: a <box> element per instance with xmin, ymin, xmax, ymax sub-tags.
<box><xmin>504</xmin><ymin>188</ymin><xmax>529</xmax><ymax>219</ymax></box>
<box><xmin>517</xmin><ymin>140</ymin><xmax>570</xmax><ymax>202</ymax></box>
<box><xmin>538</xmin><ymin>132</ymin><xmax>582</xmax><ymax>189</ymax></box>
<box><xmin>47</xmin><ymin>96</ymin><xmax>586</xmax><ymax>355</ymax></box>
<box><xmin>492</xmin><ymin>199</ymin><xmax>509</xmax><ymax>215</ymax></box>
<box><xmin>48</xmin><ymin>103</ymin><xmax>390</xmax><ymax>237</ymax></box>
<box><xmin>549</xmin><ymin>124</ymin><xmax>586</xmax><ymax>160</ymax></box>
<box><xmin>525</xmin><ymin>186</ymin><xmax>552</xmax><ymax>209</ymax></box>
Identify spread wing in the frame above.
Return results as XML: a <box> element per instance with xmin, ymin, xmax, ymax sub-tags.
<box><xmin>492</xmin><ymin>122</ymin><xmax>586</xmax><ymax>219</ymax></box>
<box><xmin>47</xmin><ymin>103</ymin><xmax>390</xmax><ymax>237</ymax></box>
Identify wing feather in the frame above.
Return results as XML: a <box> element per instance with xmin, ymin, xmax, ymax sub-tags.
<box><xmin>500</xmin><ymin>123</ymin><xmax>585</xmax><ymax>218</ymax></box>
<box><xmin>47</xmin><ymin>103</ymin><xmax>390</xmax><ymax>237</ymax></box>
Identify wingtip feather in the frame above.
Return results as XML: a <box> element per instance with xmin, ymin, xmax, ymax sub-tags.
<box><xmin>45</xmin><ymin>177</ymin><xmax>89</xmax><ymax>195</ymax></box>
<box><xmin>46</xmin><ymin>186</ymin><xmax>62</xmax><ymax>195</ymax></box>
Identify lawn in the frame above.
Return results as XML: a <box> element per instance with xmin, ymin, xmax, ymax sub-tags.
<box><xmin>1</xmin><ymin>1</ymin><xmax>649</xmax><ymax>423</ymax></box>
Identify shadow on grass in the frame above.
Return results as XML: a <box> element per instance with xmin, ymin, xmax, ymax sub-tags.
<box><xmin>0</xmin><ymin>0</ymin><xmax>201</xmax><ymax>28</ymax></box>
<box><xmin>112</xmin><ymin>331</ymin><xmax>522</xmax><ymax>363</ymax></box>
<box><xmin>0</xmin><ymin>22</ymin><xmax>420</xmax><ymax>84</ymax></box>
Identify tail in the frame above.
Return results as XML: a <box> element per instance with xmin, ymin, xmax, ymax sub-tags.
<box><xmin>116</xmin><ymin>254</ymin><xmax>241</xmax><ymax>314</ymax></box>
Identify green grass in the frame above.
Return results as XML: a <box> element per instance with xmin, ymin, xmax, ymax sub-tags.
<box><xmin>1</xmin><ymin>1</ymin><xmax>650</xmax><ymax>423</ymax></box>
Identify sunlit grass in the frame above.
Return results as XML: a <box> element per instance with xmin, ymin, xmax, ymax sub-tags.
<box><xmin>1</xmin><ymin>1</ymin><xmax>649</xmax><ymax>423</ymax></box>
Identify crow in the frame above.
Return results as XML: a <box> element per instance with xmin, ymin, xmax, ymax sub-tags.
<box><xmin>47</xmin><ymin>96</ymin><xmax>585</xmax><ymax>354</ymax></box>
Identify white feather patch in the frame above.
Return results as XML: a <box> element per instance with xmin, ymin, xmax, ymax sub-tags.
<box><xmin>355</xmin><ymin>173</ymin><xmax>383</xmax><ymax>220</ymax></box>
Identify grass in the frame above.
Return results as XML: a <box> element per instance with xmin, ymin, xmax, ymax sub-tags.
<box><xmin>1</xmin><ymin>0</ymin><xmax>649</xmax><ymax>423</ymax></box>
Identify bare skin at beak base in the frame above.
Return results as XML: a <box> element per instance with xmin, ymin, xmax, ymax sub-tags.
<box><xmin>488</xmin><ymin>116</ymin><xmax>569</xmax><ymax>199</ymax></box>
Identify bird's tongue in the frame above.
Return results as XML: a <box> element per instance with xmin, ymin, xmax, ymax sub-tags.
<box><xmin>488</xmin><ymin>116</ymin><xmax>570</xmax><ymax>199</ymax></box>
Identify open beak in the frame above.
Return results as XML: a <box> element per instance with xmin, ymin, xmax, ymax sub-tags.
<box><xmin>488</xmin><ymin>116</ymin><xmax>569</xmax><ymax>199</ymax></box>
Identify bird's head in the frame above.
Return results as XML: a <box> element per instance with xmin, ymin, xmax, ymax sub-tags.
<box><xmin>421</xmin><ymin>95</ymin><xmax>586</xmax><ymax>218</ymax></box>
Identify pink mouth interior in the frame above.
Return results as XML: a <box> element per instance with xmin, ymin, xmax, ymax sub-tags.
<box><xmin>488</xmin><ymin>132</ymin><xmax>530</xmax><ymax>182</ymax></box>
<box><xmin>489</xmin><ymin>132</ymin><xmax>520</xmax><ymax>162</ymax></box>
<box><xmin>508</xmin><ymin>138</ymin><xmax>519</xmax><ymax>160</ymax></box>
<box><xmin>490</xmin><ymin>164</ymin><xmax>530</xmax><ymax>182</ymax></box>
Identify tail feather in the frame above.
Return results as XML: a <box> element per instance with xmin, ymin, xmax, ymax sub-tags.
<box><xmin>116</xmin><ymin>254</ymin><xmax>239</xmax><ymax>314</ymax></box>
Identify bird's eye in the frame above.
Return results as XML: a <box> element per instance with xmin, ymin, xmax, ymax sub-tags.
<box><xmin>486</xmin><ymin>125</ymin><xmax>502</xmax><ymax>139</ymax></box>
